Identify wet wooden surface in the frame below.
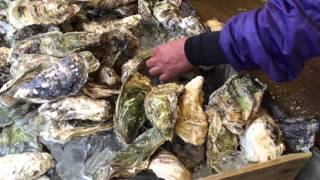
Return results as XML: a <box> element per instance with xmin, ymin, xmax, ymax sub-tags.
<box><xmin>189</xmin><ymin>0</ymin><xmax>320</xmax><ymax>118</ymax></box>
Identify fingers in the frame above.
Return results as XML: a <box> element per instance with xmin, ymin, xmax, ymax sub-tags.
<box><xmin>159</xmin><ymin>74</ymin><xmax>170</xmax><ymax>82</ymax></box>
<box><xmin>146</xmin><ymin>57</ymin><xmax>157</xmax><ymax>68</ymax></box>
<box><xmin>149</xmin><ymin>66</ymin><xmax>162</xmax><ymax>76</ymax></box>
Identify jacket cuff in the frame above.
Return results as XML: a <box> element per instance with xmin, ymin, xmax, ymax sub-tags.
<box><xmin>184</xmin><ymin>31</ymin><xmax>228</xmax><ymax>66</ymax></box>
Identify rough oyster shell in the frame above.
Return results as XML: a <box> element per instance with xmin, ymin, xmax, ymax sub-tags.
<box><xmin>95</xmin><ymin>128</ymin><xmax>166</xmax><ymax>179</ymax></box>
<box><xmin>240</xmin><ymin>111</ymin><xmax>285</xmax><ymax>162</ymax></box>
<box><xmin>114</xmin><ymin>73</ymin><xmax>151</xmax><ymax>143</ymax></box>
<box><xmin>207</xmin><ymin>74</ymin><xmax>267</xmax><ymax>135</ymax></box>
<box><xmin>38</xmin><ymin>96</ymin><xmax>112</xmax><ymax>121</ymax></box>
<box><xmin>14</xmin><ymin>53</ymin><xmax>89</xmax><ymax>103</ymax></box>
<box><xmin>98</xmin><ymin>67</ymin><xmax>121</xmax><ymax>87</ymax></box>
<box><xmin>83</xmin><ymin>82</ymin><xmax>119</xmax><ymax>99</ymax></box>
<box><xmin>144</xmin><ymin>83</ymin><xmax>184</xmax><ymax>141</ymax></box>
<box><xmin>148</xmin><ymin>150</ymin><xmax>191</xmax><ymax>180</ymax></box>
<box><xmin>176</xmin><ymin>76</ymin><xmax>208</xmax><ymax>145</ymax></box>
<box><xmin>80</xmin><ymin>0</ymin><xmax>136</xmax><ymax>10</ymax></box>
<box><xmin>206</xmin><ymin>106</ymin><xmax>238</xmax><ymax>170</ymax></box>
<box><xmin>0</xmin><ymin>100</ymin><xmax>32</xmax><ymax>128</ymax></box>
<box><xmin>0</xmin><ymin>47</ymin><xmax>10</xmax><ymax>87</ymax></box>
<box><xmin>8</xmin><ymin>0</ymin><xmax>80</xmax><ymax>29</ymax></box>
<box><xmin>0</xmin><ymin>152</ymin><xmax>54</xmax><ymax>180</ymax></box>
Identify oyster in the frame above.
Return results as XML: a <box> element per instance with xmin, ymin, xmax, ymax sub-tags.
<box><xmin>95</xmin><ymin>128</ymin><xmax>166</xmax><ymax>179</ymax></box>
<box><xmin>80</xmin><ymin>0</ymin><xmax>137</xmax><ymax>10</ymax></box>
<box><xmin>206</xmin><ymin>106</ymin><xmax>238</xmax><ymax>170</ymax></box>
<box><xmin>39</xmin><ymin>119</ymin><xmax>113</xmax><ymax>144</ymax></box>
<box><xmin>0</xmin><ymin>101</ymin><xmax>32</xmax><ymax>128</ymax></box>
<box><xmin>83</xmin><ymin>82</ymin><xmax>119</xmax><ymax>99</ymax></box>
<box><xmin>148</xmin><ymin>150</ymin><xmax>192</xmax><ymax>180</ymax></box>
<box><xmin>114</xmin><ymin>73</ymin><xmax>151</xmax><ymax>143</ymax></box>
<box><xmin>240</xmin><ymin>111</ymin><xmax>285</xmax><ymax>162</ymax></box>
<box><xmin>0</xmin><ymin>152</ymin><xmax>54</xmax><ymax>179</ymax></box>
<box><xmin>0</xmin><ymin>47</ymin><xmax>10</xmax><ymax>87</ymax></box>
<box><xmin>14</xmin><ymin>53</ymin><xmax>89</xmax><ymax>103</ymax></box>
<box><xmin>9</xmin><ymin>31</ymin><xmax>102</xmax><ymax>63</ymax></box>
<box><xmin>207</xmin><ymin>74</ymin><xmax>267</xmax><ymax>135</ymax></box>
<box><xmin>144</xmin><ymin>83</ymin><xmax>184</xmax><ymax>141</ymax></box>
<box><xmin>8</xmin><ymin>0</ymin><xmax>80</xmax><ymax>29</ymax></box>
<box><xmin>81</xmin><ymin>14</ymin><xmax>142</xmax><ymax>36</ymax></box>
<box><xmin>98</xmin><ymin>67</ymin><xmax>121</xmax><ymax>87</ymax></box>
<box><xmin>176</xmin><ymin>76</ymin><xmax>208</xmax><ymax>145</ymax></box>
<box><xmin>38</xmin><ymin>96</ymin><xmax>112</xmax><ymax>121</ymax></box>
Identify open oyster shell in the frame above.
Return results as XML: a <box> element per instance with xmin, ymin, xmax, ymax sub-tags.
<box><xmin>176</xmin><ymin>76</ymin><xmax>208</xmax><ymax>145</ymax></box>
<box><xmin>14</xmin><ymin>53</ymin><xmax>89</xmax><ymax>103</ymax></box>
<box><xmin>148</xmin><ymin>150</ymin><xmax>192</xmax><ymax>180</ymax></box>
<box><xmin>144</xmin><ymin>83</ymin><xmax>184</xmax><ymax>141</ymax></box>
<box><xmin>206</xmin><ymin>106</ymin><xmax>238</xmax><ymax>171</ymax></box>
<box><xmin>8</xmin><ymin>0</ymin><xmax>80</xmax><ymax>29</ymax></box>
<box><xmin>207</xmin><ymin>74</ymin><xmax>267</xmax><ymax>135</ymax></box>
<box><xmin>0</xmin><ymin>152</ymin><xmax>54</xmax><ymax>179</ymax></box>
<box><xmin>95</xmin><ymin>128</ymin><xmax>166</xmax><ymax>179</ymax></box>
<box><xmin>83</xmin><ymin>82</ymin><xmax>119</xmax><ymax>99</ymax></box>
<box><xmin>38</xmin><ymin>96</ymin><xmax>112</xmax><ymax>122</ymax></box>
<box><xmin>114</xmin><ymin>73</ymin><xmax>151</xmax><ymax>143</ymax></box>
<box><xmin>240</xmin><ymin>111</ymin><xmax>285</xmax><ymax>162</ymax></box>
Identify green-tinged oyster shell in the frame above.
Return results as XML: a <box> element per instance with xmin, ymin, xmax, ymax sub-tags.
<box><xmin>78</xmin><ymin>51</ymin><xmax>100</xmax><ymax>73</ymax></box>
<box><xmin>121</xmin><ymin>50</ymin><xmax>151</xmax><ymax>83</ymax></box>
<box><xmin>9</xmin><ymin>31</ymin><xmax>102</xmax><ymax>63</ymax></box>
<box><xmin>0</xmin><ymin>47</ymin><xmax>11</xmax><ymax>87</ymax></box>
<box><xmin>207</xmin><ymin>74</ymin><xmax>267</xmax><ymax>135</ymax></box>
<box><xmin>114</xmin><ymin>73</ymin><xmax>151</xmax><ymax>143</ymax></box>
<box><xmin>83</xmin><ymin>82</ymin><xmax>119</xmax><ymax>99</ymax></box>
<box><xmin>206</xmin><ymin>107</ymin><xmax>238</xmax><ymax>171</ymax></box>
<box><xmin>176</xmin><ymin>76</ymin><xmax>208</xmax><ymax>145</ymax></box>
<box><xmin>98</xmin><ymin>67</ymin><xmax>121</xmax><ymax>87</ymax></box>
<box><xmin>38</xmin><ymin>96</ymin><xmax>112</xmax><ymax>122</ymax></box>
<box><xmin>148</xmin><ymin>150</ymin><xmax>192</xmax><ymax>180</ymax></box>
<box><xmin>39</xmin><ymin>119</ymin><xmax>113</xmax><ymax>144</ymax></box>
<box><xmin>81</xmin><ymin>14</ymin><xmax>142</xmax><ymax>36</ymax></box>
<box><xmin>94</xmin><ymin>128</ymin><xmax>166</xmax><ymax>179</ymax></box>
<box><xmin>8</xmin><ymin>0</ymin><xmax>80</xmax><ymax>29</ymax></box>
<box><xmin>80</xmin><ymin>0</ymin><xmax>136</xmax><ymax>10</ymax></box>
<box><xmin>14</xmin><ymin>53</ymin><xmax>89</xmax><ymax>103</ymax></box>
<box><xmin>0</xmin><ymin>152</ymin><xmax>54</xmax><ymax>179</ymax></box>
<box><xmin>144</xmin><ymin>83</ymin><xmax>184</xmax><ymax>141</ymax></box>
<box><xmin>0</xmin><ymin>101</ymin><xmax>32</xmax><ymax>128</ymax></box>
<box><xmin>240</xmin><ymin>111</ymin><xmax>285</xmax><ymax>162</ymax></box>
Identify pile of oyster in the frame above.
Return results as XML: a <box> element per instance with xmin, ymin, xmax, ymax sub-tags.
<box><xmin>0</xmin><ymin>0</ymin><xmax>317</xmax><ymax>179</ymax></box>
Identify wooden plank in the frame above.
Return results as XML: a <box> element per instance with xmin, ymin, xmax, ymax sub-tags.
<box><xmin>200</xmin><ymin>153</ymin><xmax>312</xmax><ymax>180</ymax></box>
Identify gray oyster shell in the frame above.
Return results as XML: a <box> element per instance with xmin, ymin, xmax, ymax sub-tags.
<box><xmin>80</xmin><ymin>0</ymin><xmax>137</xmax><ymax>10</ymax></box>
<box><xmin>14</xmin><ymin>53</ymin><xmax>89</xmax><ymax>103</ymax></box>
<box><xmin>83</xmin><ymin>82</ymin><xmax>119</xmax><ymax>99</ymax></box>
<box><xmin>0</xmin><ymin>99</ymin><xmax>32</xmax><ymax>128</ymax></box>
<box><xmin>94</xmin><ymin>128</ymin><xmax>166</xmax><ymax>179</ymax></box>
<box><xmin>144</xmin><ymin>83</ymin><xmax>184</xmax><ymax>141</ymax></box>
<box><xmin>0</xmin><ymin>47</ymin><xmax>11</xmax><ymax>87</ymax></box>
<box><xmin>206</xmin><ymin>74</ymin><xmax>267</xmax><ymax>135</ymax></box>
<box><xmin>38</xmin><ymin>96</ymin><xmax>112</xmax><ymax>122</ymax></box>
<box><xmin>114</xmin><ymin>73</ymin><xmax>151</xmax><ymax>143</ymax></box>
<box><xmin>98</xmin><ymin>67</ymin><xmax>121</xmax><ymax>87</ymax></box>
<box><xmin>0</xmin><ymin>152</ymin><xmax>54</xmax><ymax>179</ymax></box>
<box><xmin>8</xmin><ymin>0</ymin><xmax>80</xmax><ymax>29</ymax></box>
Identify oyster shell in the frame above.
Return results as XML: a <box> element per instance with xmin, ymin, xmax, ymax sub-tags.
<box><xmin>176</xmin><ymin>76</ymin><xmax>208</xmax><ymax>145</ymax></box>
<box><xmin>0</xmin><ymin>47</ymin><xmax>10</xmax><ymax>87</ymax></box>
<box><xmin>206</xmin><ymin>106</ymin><xmax>238</xmax><ymax>170</ymax></box>
<box><xmin>0</xmin><ymin>152</ymin><xmax>54</xmax><ymax>179</ymax></box>
<box><xmin>83</xmin><ymin>82</ymin><xmax>119</xmax><ymax>99</ymax></box>
<box><xmin>240</xmin><ymin>111</ymin><xmax>285</xmax><ymax>162</ymax></box>
<box><xmin>0</xmin><ymin>101</ymin><xmax>32</xmax><ymax>128</ymax></box>
<box><xmin>114</xmin><ymin>73</ymin><xmax>151</xmax><ymax>143</ymax></box>
<box><xmin>8</xmin><ymin>0</ymin><xmax>80</xmax><ymax>29</ymax></box>
<box><xmin>207</xmin><ymin>74</ymin><xmax>267</xmax><ymax>135</ymax></box>
<box><xmin>144</xmin><ymin>83</ymin><xmax>184</xmax><ymax>141</ymax></box>
<box><xmin>98</xmin><ymin>67</ymin><xmax>121</xmax><ymax>87</ymax></box>
<box><xmin>95</xmin><ymin>128</ymin><xmax>166</xmax><ymax>179</ymax></box>
<box><xmin>80</xmin><ymin>0</ymin><xmax>136</xmax><ymax>10</ymax></box>
<box><xmin>38</xmin><ymin>96</ymin><xmax>112</xmax><ymax>121</ymax></box>
<box><xmin>148</xmin><ymin>150</ymin><xmax>192</xmax><ymax>180</ymax></box>
<box><xmin>14</xmin><ymin>53</ymin><xmax>89</xmax><ymax>103</ymax></box>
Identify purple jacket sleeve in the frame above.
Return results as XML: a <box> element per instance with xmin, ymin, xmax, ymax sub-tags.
<box><xmin>220</xmin><ymin>0</ymin><xmax>320</xmax><ymax>82</ymax></box>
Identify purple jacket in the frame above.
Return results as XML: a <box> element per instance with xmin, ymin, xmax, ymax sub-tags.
<box><xmin>220</xmin><ymin>0</ymin><xmax>320</xmax><ymax>82</ymax></box>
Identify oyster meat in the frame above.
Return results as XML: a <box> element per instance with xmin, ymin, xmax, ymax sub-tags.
<box><xmin>8</xmin><ymin>0</ymin><xmax>80</xmax><ymax>29</ymax></box>
<box><xmin>95</xmin><ymin>128</ymin><xmax>166</xmax><ymax>179</ymax></box>
<box><xmin>0</xmin><ymin>152</ymin><xmax>54</xmax><ymax>180</ymax></box>
<box><xmin>83</xmin><ymin>82</ymin><xmax>119</xmax><ymax>99</ymax></box>
<box><xmin>114</xmin><ymin>73</ymin><xmax>151</xmax><ymax>143</ymax></box>
<box><xmin>14</xmin><ymin>53</ymin><xmax>89</xmax><ymax>103</ymax></box>
<box><xmin>144</xmin><ymin>83</ymin><xmax>184</xmax><ymax>140</ymax></box>
<box><xmin>38</xmin><ymin>96</ymin><xmax>112</xmax><ymax>121</ymax></box>
<box><xmin>207</xmin><ymin>74</ymin><xmax>267</xmax><ymax>135</ymax></box>
<box><xmin>148</xmin><ymin>150</ymin><xmax>192</xmax><ymax>180</ymax></box>
<box><xmin>176</xmin><ymin>76</ymin><xmax>208</xmax><ymax>145</ymax></box>
<box><xmin>240</xmin><ymin>111</ymin><xmax>285</xmax><ymax>162</ymax></box>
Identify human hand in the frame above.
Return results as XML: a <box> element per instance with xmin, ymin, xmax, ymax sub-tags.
<box><xmin>146</xmin><ymin>38</ymin><xmax>194</xmax><ymax>82</ymax></box>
